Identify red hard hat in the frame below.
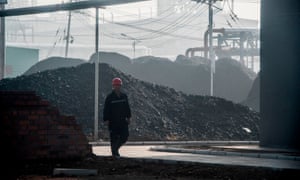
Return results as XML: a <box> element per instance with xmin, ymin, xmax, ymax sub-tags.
<box><xmin>112</xmin><ymin>77</ymin><xmax>122</xmax><ymax>85</ymax></box>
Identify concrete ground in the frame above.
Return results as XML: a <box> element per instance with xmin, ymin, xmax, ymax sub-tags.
<box><xmin>92</xmin><ymin>141</ymin><xmax>300</xmax><ymax>170</ymax></box>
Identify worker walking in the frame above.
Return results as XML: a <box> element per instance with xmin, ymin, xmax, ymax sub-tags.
<box><xmin>103</xmin><ymin>77</ymin><xmax>131</xmax><ymax>158</ymax></box>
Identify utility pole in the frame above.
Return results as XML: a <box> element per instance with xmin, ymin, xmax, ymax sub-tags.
<box><xmin>208</xmin><ymin>0</ymin><xmax>215</xmax><ymax>96</ymax></box>
<box><xmin>65</xmin><ymin>0</ymin><xmax>72</xmax><ymax>58</ymax></box>
<box><xmin>133</xmin><ymin>41</ymin><xmax>136</xmax><ymax>58</ymax></box>
<box><xmin>0</xmin><ymin>2</ymin><xmax>6</xmax><ymax>80</ymax></box>
<box><xmin>193</xmin><ymin>0</ymin><xmax>221</xmax><ymax>96</ymax></box>
<box><xmin>121</xmin><ymin>33</ymin><xmax>141</xmax><ymax>59</ymax></box>
<box><xmin>94</xmin><ymin>7</ymin><xmax>99</xmax><ymax>141</ymax></box>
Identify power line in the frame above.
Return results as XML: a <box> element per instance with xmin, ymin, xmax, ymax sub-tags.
<box><xmin>7</xmin><ymin>1</ymin><xmax>256</xmax><ymax>47</ymax></box>
<box><xmin>135</xmin><ymin>4</ymin><xmax>205</xmax><ymax>40</ymax></box>
<box><xmin>72</xmin><ymin>5</ymin><xmax>210</xmax><ymax>43</ymax></box>
<box><xmin>124</xmin><ymin>0</ymin><xmax>187</xmax><ymax>26</ymax></box>
<box><xmin>74</xmin><ymin>12</ymin><xmax>200</xmax><ymax>40</ymax></box>
<box><xmin>46</xmin><ymin>26</ymin><xmax>64</xmax><ymax>58</ymax></box>
<box><xmin>72</xmin><ymin>1</ymin><xmax>207</xmax><ymax>40</ymax></box>
<box><xmin>76</xmin><ymin>8</ymin><xmax>205</xmax><ymax>41</ymax></box>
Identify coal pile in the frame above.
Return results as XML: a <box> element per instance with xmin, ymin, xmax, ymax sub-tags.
<box><xmin>175</xmin><ymin>54</ymin><xmax>210</xmax><ymax>66</ymax></box>
<box><xmin>243</xmin><ymin>73</ymin><xmax>260</xmax><ymax>112</ymax></box>
<box><xmin>24</xmin><ymin>56</ymin><xmax>85</xmax><ymax>76</ymax></box>
<box><xmin>0</xmin><ymin>63</ymin><xmax>260</xmax><ymax>141</ymax></box>
<box><xmin>214</xmin><ymin>58</ymin><xmax>257</xmax><ymax>103</ymax></box>
<box><xmin>90</xmin><ymin>51</ymin><xmax>132</xmax><ymax>70</ymax></box>
<box><xmin>90</xmin><ymin>52</ymin><xmax>256</xmax><ymax>103</ymax></box>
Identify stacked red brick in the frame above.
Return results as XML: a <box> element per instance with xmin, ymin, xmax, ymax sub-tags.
<box><xmin>0</xmin><ymin>91</ymin><xmax>92</xmax><ymax>160</ymax></box>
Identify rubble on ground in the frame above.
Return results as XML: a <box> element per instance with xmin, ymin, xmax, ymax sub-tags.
<box><xmin>16</xmin><ymin>156</ymin><xmax>299</xmax><ymax>180</ymax></box>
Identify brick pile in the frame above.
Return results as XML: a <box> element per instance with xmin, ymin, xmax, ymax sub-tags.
<box><xmin>0</xmin><ymin>91</ymin><xmax>92</xmax><ymax>160</ymax></box>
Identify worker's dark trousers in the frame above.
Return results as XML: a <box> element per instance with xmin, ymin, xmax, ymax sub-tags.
<box><xmin>109</xmin><ymin>124</ymin><xmax>129</xmax><ymax>156</ymax></box>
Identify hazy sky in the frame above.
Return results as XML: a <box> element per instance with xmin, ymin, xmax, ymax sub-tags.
<box><xmin>35</xmin><ymin>0</ymin><xmax>260</xmax><ymax>21</ymax></box>
<box><xmin>233</xmin><ymin>1</ymin><xmax>260</xmax><ymax>20</ymax></box>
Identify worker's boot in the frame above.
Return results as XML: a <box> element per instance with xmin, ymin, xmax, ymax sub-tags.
<box><xmin>111</xmin><ymin>140</ymin><xmax>120</xmax><ymax>158</ymax></box>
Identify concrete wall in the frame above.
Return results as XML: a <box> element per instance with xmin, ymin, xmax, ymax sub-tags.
<box><xmin>260</xmin><ymin>0</ymin><xmax>300</xmax><ymax>150</ymax></box>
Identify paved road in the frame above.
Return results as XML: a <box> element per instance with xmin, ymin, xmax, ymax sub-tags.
<box><xmin>92</xmin><ymin>145</ymin><xmax>300</xmax><ymax>170</ymax></box>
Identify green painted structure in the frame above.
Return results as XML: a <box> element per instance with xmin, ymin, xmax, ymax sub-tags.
<box><xmin>5</xmin><ymin>46</ymin><xmax>39</xmax><ymax>78</ymax></box>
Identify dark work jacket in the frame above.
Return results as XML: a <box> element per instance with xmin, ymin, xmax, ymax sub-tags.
<box><xmin>103</xmin><ymin>91</ymin><xmax>131</xmax><ymax>128</ymax></box>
